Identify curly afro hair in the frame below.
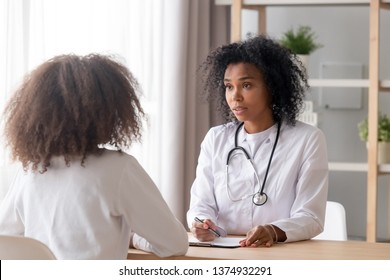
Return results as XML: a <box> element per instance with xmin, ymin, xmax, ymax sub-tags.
<box><xmin>3</xmin><ymin>53</ymin><xmax>145</xmax><ymax>173</ymax></box>
<box><xmin>199</xmin><ymin>34</ymin><xmax>308</xmax><ymax>125</ymax></box>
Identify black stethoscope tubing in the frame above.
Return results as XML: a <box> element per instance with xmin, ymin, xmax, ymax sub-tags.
<box><xmin>226</xmin><ymin>121</ymin><xmax>281</xmax><ymax>206</ymax></box>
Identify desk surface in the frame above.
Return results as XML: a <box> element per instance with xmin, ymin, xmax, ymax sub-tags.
<box><xmin>128</xmin><ymin>238</ymin><xmax>390</xmax><ymax>260</ymax></box>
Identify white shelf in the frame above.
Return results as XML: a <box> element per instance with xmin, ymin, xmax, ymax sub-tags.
<box><xmin>380</xmin><ymin>80</ymin><xmax>390</xmax><ymax>88</ymax></box>
<box><xmin>309</xmin><ymin>79</ymin><xmax>369</xmax><ymax>88</ymax></box>
<box><xmin>308</xmin><ymin>79</ymin><xmax>390</xmax><ymax>89</ymax></box>
<box><xmin>329</xmin><ymin>162</ymin><xmax>390</xmax><ymax>173</ymax></box>
<box><xmin>329</xmin><ymin>162</ymin><xmax>367</xmax><ymax>172</ymax></box>
<box><xmin>216</xmin><ymin>0</ymin><xmax>390</xmax><ymax>6</ymax></box>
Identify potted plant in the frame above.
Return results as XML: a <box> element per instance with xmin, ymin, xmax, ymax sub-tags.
<box><xmin>279</xmin><ymin>25</ymin><xmax>323</xmax><ymax>68</ymax></box>
<box><xmin>358</xmin><ymin>112</ymin><xmax>390</xmax><ymax>163</ymax></box>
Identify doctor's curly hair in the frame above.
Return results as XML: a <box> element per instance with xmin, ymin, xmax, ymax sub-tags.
<box><xmin>3</xmin><ymin>53</ymin><xmax>145</xmax><ymax>173</ymax></box>
<box><xmin>199</xmin><ymin>34</ymin><xmax>308</xmax><ymax>125</ymax></box>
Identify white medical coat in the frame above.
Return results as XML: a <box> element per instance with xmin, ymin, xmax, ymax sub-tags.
<box><xmin>187</xmin><ymin>121</ymin><xmax>329</xmax><ymax>242</ymax></box>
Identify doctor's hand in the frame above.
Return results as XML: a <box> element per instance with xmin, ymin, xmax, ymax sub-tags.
<box><xmin>239</xmin><ymin>225</ymin><xmax>278</xmax><ymax>247</ymax></box>
<box><xmin>191</xmin><ymin>218</ymin><xmax>219</xmax><ymax>242</ymax></box>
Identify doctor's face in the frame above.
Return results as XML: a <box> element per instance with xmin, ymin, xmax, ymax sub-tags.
<box><xmin>224</xmin><ymin>62</ymin><xmax>273</xmax><ymax>132</ymax></box>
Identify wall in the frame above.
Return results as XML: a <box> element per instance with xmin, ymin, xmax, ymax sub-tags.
<box><xmin>242</xmin><ymin>5</ymin><xmax>390</xmax><ymax>240</ymax></box>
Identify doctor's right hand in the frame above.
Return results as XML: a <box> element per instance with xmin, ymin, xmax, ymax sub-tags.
<box><xmin>191</xmin><ymin>218</ymin><xmax>219</xmax><ymax>242</ymax></box>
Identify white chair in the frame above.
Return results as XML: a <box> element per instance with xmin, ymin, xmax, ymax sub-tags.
<box><xmin>0</xmin><ymin>235</ymin><xmax>56</xmax><ymax>260</ymax></box>
<box><xmin>313</xmin><ymin>201</ymin><xmax>348</xmax><ymax>241</ymax></box>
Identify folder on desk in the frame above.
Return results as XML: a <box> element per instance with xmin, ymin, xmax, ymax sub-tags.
<box><xmin>189</xmin><ymin>236</ymin><xmax>242</xmax><ymax>248</ymax></box>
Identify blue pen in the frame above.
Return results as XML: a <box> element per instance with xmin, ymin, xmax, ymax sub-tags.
<box><xmin>194</xmin><ymin>217</ymin><xmax>221</xmax><ymax>237</ymax></box>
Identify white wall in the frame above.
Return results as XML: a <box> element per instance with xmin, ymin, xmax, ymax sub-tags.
<box><xmin>242</xmin><ymin>5</ymin><xmax>390</xmax><ymax>240</ymax></box>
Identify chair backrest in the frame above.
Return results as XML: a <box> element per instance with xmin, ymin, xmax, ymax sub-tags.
<box><xmin>0</xmin><ymin>235</ymin><xmax>56</xmax><ymax>260</ymax></box>
<box><xmin>313</xmin><ymin>201</ymin><xmax>348</xmax><ymax>241</ymax></box>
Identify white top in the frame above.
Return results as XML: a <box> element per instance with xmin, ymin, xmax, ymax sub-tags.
<box><xmin>187</xmin><ymin>121</ymin><xmax>329</xmax><ymax>242</ymax></box>
<box><xmin>0</xmin><ymin>150</ymin><xmax>188</xmax><ymax>259</ymax></box>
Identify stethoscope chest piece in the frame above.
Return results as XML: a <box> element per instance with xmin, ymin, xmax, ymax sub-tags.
<box><xmin>226</xmin><ymin>121</ymin><xmax>281</xmax><ymax>206</ymax></box>
<box><xmin>253</xmin><ymin>192</ymin><xmax>268</xmax><ymax>206</ymax></box>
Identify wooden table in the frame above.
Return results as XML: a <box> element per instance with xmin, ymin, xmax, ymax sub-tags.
<box><xmin>128</xmin><ymin>239</ymin><xmax>390</xmax><ymax>260</ymax></box>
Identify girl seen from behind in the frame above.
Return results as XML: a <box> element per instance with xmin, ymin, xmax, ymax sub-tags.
<box><xmin>0</xmin><ymin>54</ymin><xmax>188</xmax><ymax>259</ymax></box>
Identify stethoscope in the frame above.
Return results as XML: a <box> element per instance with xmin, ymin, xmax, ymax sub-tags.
<box><xmin>225</xmin><ymin>121</ymin><xmax>281</xmax><ymax>206</ymax></box>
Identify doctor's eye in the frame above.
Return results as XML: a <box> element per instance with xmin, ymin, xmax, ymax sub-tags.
<box><xmin>224</xmin><ymin>84</ymin><xmax>233</xmax><ymax>91</ymax></box>
<box><xmin>242</xmin><ymin>83</ymin><xmax>251</xmax><ymax>89</ymax></box>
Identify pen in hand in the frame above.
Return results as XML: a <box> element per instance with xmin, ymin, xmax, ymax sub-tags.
<box><xmin>194</xmin><ymin>217</ymin><xmax>221</xmax><ymax>237</ymax></box>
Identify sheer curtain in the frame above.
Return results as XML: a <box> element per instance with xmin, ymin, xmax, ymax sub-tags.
<box><xmin>0</xmin><ymin>0</ymin><xmax>229</xmax><ymax>223</ymax></box>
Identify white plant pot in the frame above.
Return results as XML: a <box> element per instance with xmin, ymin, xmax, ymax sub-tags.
<box><xmin>366</xmin><ymin>142</ymin><xmax>390</xmax><ymax>164</ymax></box>
<box><xmin>297</xmin><ymin>54</ymin><xmax>309</xmax><ymax>70</ymax></box>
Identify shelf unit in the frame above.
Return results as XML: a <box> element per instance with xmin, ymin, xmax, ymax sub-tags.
<box><xmin>215</xmin><ymin>0</ymin><xmax>390</xmax><ymax>242</ymax></box>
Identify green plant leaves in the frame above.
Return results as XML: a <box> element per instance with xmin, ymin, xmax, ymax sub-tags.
<box><xmin>279</xmin><ymin>25</ymin><xmax>323</xmax><ymax>55</ymax></box>
<box><xmin>358</xmin><ymin>112</ymin><xmax>390</xmax><ymax>142</ymax></box>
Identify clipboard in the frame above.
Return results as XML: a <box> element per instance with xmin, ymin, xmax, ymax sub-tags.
<box><xmin>189</xmin><ymin>236</ymin><xmax>242</xmax><ymax>248</ymax></box>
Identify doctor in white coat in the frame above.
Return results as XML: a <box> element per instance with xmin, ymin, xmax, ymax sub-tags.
<box><xmin>187</xmin><ymin>35</ymin><xmax>328</xmax><ymax>247</ymax></box>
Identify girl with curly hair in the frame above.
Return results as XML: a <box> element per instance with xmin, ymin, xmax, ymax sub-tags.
<box><xmin>187</xmin><ymin>35</ymin><xmax>329</xmax><ymax>247</ymax></box>
<box><xmin>0</xmin><ymin>54</ymin><xmax>188</xmax><ymax>259</ymax></box>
